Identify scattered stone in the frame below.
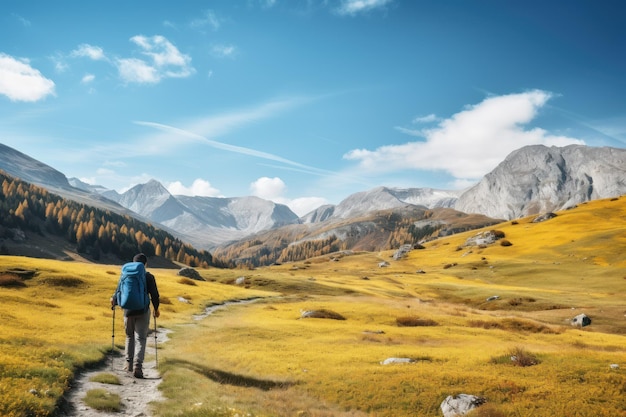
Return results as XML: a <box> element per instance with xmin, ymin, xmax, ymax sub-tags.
<box><xmin>177</xmin><ymin>296</ymin><xmax>191</xmax><ymax>304</ymax></box>
<box><xmin>235</xmin><ymin>276</ymin><xmax>246</xmax><ymax>285</ymax></box>
<box><xmin>610</xmin><ymin>364</ymin><xmax>620</xmax><ymax>370</ymax></box>
<box><xmin>440</xmin><ymin>394</ymin><xmax>486</xmax><ymax>417</ymax></box>
<box><xmin>378</xmin><ymin>261</ymin><xmax>390</xmax><ymax>268</ymax></box>
<box><xmin>380</xmin><ymin>357</ymin><xmax>414</xmax><ymax>365</ymax></box>
<box><xmin>177</xmin><ymin>267</ymin><xmax>204</xmax><ymax>281</ymax></box>
<box><xmin>393</xmin><ymin>244</ymin><xmax>412</xmax><ymax>260</ymax></box>
<box><xmin>486</xmin><ymin>295</ymin><xmax>500</xmax><ymax>302</ymax></box>
<box><xmin>571</xmin><ymin>313</ymin><xmax>591</xmax><ymax>327</ymax></box>
<box><xmin>532</xmin><ymin>212</ymin><xmax>557</xmax><ymax>223</ymax></box>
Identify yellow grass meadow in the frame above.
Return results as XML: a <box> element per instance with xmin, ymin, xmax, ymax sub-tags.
<box><xmin>1</xmin><ymin>196</ymin><xmax>626</xmax><ymax>416</ymax></box>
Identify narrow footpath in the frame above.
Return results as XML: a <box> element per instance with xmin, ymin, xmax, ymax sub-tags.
<box><xmin>62</xmin><ymin>326</ymin><xmax>168</xmax><ymax>417</ymax></box>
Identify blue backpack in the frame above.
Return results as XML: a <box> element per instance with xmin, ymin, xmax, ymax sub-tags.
<box><xmin>116</xmin><ymin>262</ymin><xmax>150</xmax><ymax>311</ymax></box>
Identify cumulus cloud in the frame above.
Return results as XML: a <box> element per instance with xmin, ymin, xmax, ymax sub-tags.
<box><xmin>250</xmin><ymin>177</ymin><xmax>327</xmax><ymax>216</ymax></box>
<box><xmin>167</xmin><ymin>178</ymin><xmax>221</xmax><ymax>197</ymax></box>
<box><xmin>117</xmin><ymin>35</ymin><xmax>195</xmax><ymax>84</ymax></box>
<box><xmin>336</xmin><ymin>0</ymin><xmax>394</xmax><ymax>15</ymax></box>
<box><xmin>344</xmin><ymin>90</ymin><xmax>585</xmax><ymax>182</ymax></box>
<box><xmin>0</xmin><ymin>53</ymin><xmax>55</xmax><ymax>102</ymax></box>
<box><xmin>250</xmin><ymin>177</ymin><xmax>286</xmax><ymax>200</ymax></box>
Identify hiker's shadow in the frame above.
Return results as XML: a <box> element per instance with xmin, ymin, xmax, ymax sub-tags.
<box><xmin>165</xmin><ymin>358</ymin><xmax>293</xmax><ymax>391</ymax></box>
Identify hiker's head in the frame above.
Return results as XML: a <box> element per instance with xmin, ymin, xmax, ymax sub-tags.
<box><xmin>133</xmin><ymin>253</ymin><xmax>148</xmax><ymax>265</ymax></box>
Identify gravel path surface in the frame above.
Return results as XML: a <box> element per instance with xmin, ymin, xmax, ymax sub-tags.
<box><xmin>62</xmin><ymin>327</ymin><xmax>169</xmax><ymax>417</ymax></box>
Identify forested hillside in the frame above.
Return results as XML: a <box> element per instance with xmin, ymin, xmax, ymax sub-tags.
<box><xmin>0</xmin><ymin>170</ymin><xmax>214</xmax><ymax>267</ymax></box>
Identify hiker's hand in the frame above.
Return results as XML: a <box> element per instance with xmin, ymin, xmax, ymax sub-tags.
<box><xmin>154</xmin><ymin>309</ymin><xmax>160</xmax><ymax>318</ymax></box>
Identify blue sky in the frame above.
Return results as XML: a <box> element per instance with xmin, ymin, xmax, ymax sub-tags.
<box><xmin>1</xmin><ymin>0</ymin><xmax>625</xmax><ymax>216</ymax></box>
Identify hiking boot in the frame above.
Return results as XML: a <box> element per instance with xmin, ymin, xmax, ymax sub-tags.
<box><xmin>133</xmin><ymin>367</ymin><xmax>144</xmax><ymax>379</ymax></box>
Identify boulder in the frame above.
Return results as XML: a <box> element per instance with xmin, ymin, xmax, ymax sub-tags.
<box><xmin>380</xmin><ymin>357</ymin><xmax>414</xmax><ymax>365</ymax></box>
<box><xmin>177</xmin><ymin>267</ymin><xmax>204</xmax><ymax>281</ymax></box>
<box><xmin>571</xmin><ymin>313</ymin><xmax>591</xmax><ymax>327</ymax></box>
<box><xmin>440</xmin><ymin>394</ymin><xmax>486</xmax><ymax>417</ymax></box>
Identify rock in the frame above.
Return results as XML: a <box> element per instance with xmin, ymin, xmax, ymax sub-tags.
<box><xmin>571</xmin><ymin>313</ymin><xmax>591</xmax><ymax>327</ymax></box>
<box><xmin>235</xmin><ymin>276</ymin><xmax>246</xmax><ymax>285</ymax></box>
<box><xmin>380</xmin><ymin>357</ymin><xmax>414</xmax><ymax>365</ymax></box>
<box><xmin>486</xmin><ymin>295</ymin><xmax>500</xmax><ymax>302</ymax></box>
<box><xmin>177</xmin><ymin>296</ymin><xmax>190</xmax><ymax>304</ymax></box>
<box><xmin>393</xmin><ymin>244</ymin><xmax>412</xmax><ymax>260</ymax></box>
<box><xmin>177</xmin><ymin>267</ymin><xmax>204</xmax><ymax>281</ymax></box>
<box><xmin>378</xmin><ymin>261</ymin><xmax>390</xmax><ymax>268</ymax></box>
<box><xmin>532</xmin><ymin>212</ymin><xmax>557</xmax><ymax>223</ymax></box>
<box><xmin>440</xmin><ymin>394</ymin><xmax>486</xmax><ymax>417</ymax></box>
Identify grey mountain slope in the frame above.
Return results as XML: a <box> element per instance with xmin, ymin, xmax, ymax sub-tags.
<box><xmin>454</xmin><ymin>144</ymin><xmax>626</xmax><ymax>220</ymax></box>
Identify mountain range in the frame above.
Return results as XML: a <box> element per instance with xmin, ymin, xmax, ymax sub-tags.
<box><xmin>0</xmin><ymin>142</ymin><xmax>625</xmax><ymax>256</ymax></box>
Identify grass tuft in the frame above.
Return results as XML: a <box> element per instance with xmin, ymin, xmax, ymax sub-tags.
<box><xmin>178</xmin><ymin>277</ymin><xmax>198</xmax><ymax>286</ymax></box>
<box><xmin>89</xmin><ymin>372</ymin><xmax>121</xmax><ymax>385</ymax></box>
<box><xmin>83</xmin><ymin>388</ymin><xmax>122</xmax><ymax>412</ymax></box>
<box><xmin>0</xmin><ymin>273</ymin><xmax>26</xmax><ymax>288</ymax></box>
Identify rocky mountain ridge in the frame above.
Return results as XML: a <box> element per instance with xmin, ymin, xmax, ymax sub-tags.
<box><xmin>1</xmin><ymin>143</ymin><xmax>626</xmax><ymax>253</ymax></box>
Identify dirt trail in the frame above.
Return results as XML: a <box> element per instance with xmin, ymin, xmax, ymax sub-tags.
<box><xmin>61</xmin><ymin>327</ymin><xmax>169</xmax><ymax>417</ymax></box>
<box><xmin>61</xmin><ymin>300</ymin><xmax>260</xmax><ymax>416</ymax></box>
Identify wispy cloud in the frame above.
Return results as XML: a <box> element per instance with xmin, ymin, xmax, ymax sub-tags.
<box><xmin>190</xmin><ymin>10</ymin><xmax>221</xmax><ymax>31</ymax></box>
<box><xmin>11</xmin><ymin>13</ymin><xmax>31</xmax><ymax>27</ymax></box>
<box><xmin>344</xmin><ymin>90</ymin><xmax>585</xmax><ymax>182</ymax></box>
<box><xmin>71</xmin><ymin>44</ymin><xmax>107</xmax><ymax>61</ymax></box>
<box><xmin>0</xmin><ymin>53</ymin><xmax>55</xmax><ymax>102</ymax></box>
<box><xmin>211</xmin><ymin>44</ymin><xmax>237</xmax><ymax>58</ymax></box>
<box><xmin>336</xmin><ymin>0</ymin><xmax>395</xmax><ymax>16</ymax></box>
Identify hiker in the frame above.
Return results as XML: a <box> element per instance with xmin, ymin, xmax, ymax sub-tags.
<box><xmin>110</xmin><ymin>253</ymin><xmax>160</xmax><ymax>378</ymax></box>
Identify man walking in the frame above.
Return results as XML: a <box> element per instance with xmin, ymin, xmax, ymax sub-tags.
<box><xmin>111</xmin><ymin>253</ymin><xmax>160</xmax><ymax>378</ymax></box>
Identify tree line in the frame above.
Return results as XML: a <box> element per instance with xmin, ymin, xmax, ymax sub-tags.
<box><xmin>0</xmin><ymin>171</ymin><xmax>214</xmax><ymax>267</ymax></box>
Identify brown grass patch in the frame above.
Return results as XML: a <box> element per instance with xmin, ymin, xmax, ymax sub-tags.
<box><xmin>300</xmin><ymin>309</ymin><xmax>346</xmax><ymax>320</ymax></box>
<box><xmin>396</xmin><ymin>316</ymin><xmax>439</xmax><ymax>327</ymax></box>
<box><xmin>41</xmin><ymin>276</ymin><xmax>86</xmax><ymax>288</ymax></box>
<box><xmin>177</xmin><ymin>277</ymin><xmax>197</xmax><ymax>286</ymax></box>
<box><xmin>0</xmin><ymin>274</ymin><xmax>26</xmax><ymax>288</ymax></box>
<box><xmin>468</xmin><ymin>318</ymin><xmax>558</xmax><ymax>334</ymax></box>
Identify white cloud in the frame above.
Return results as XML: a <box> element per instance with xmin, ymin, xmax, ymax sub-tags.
<box><xmin>336</xmin><ymin>0</ymin><xmax>394</xmax><ymax>15</ymax></box>
<box><xmin>167</xmin><ymin>178</ymin><xmax>221</xmax><ymax>197</ymax></box>
<box><xmin>287</xmin><ymin>197</ymin><xmax>328</xmax><ymax>217</ymax></box>
<box><xmin>250</xmin><ymin>177</ymin><xmax>327</xmax><ymax>216</ymax></box>
<box><xmin>0</xmin><ymin>53</ymin><xmax>55</xmax><ymax>102</ymax></box>
<box><xmin>81</xmin><ymin>74</ymin><xmax>95</xmax><ymax>84</ymax></box>
<box><xmin>413</xmin><ymin>113</ymin><xmax>439</xmax><ymax>123</ymax></box>
<box><xmin>117</xmin><ymin>57</ymin><xmax>160</xmax><ymax>84</ymax></box>
<box><xmin>117</xmin><ymin>35</ymin><xmax>195</xmax><ymax>84</ymax></box>
<box><xmin>250</xmin><ymin>177</ymin><xmax>286</xmax><ymax>200</ymax></box>
<box><xmin>344</xmin><ymin>90</ymin><xmax>585</xmax><ymax>182</ymax></box>
<box><xmin>71</xmin><ymin>44</ymin><xmax>107</xmax><ymax>61</ymax></box>
<box><xmin>211</xmin><ymin>44</ymin><xmax>236</xmax><ymax>58</ymax></box>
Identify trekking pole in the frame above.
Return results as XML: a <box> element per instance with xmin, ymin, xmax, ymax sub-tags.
<box><xmin>111</xmin><ymin>306</ymin><xmax>116</xmax><ymax>370</ymax></box>
<box><xmin>153</xmin><ymin>313</ymin><xmax>158</xmax><ymax>369</ymax></box>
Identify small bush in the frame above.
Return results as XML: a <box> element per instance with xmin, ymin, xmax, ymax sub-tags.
<box><xmin>500</xmin><ymin>239</ymin><xmax>512</xmax><ymax>246</ymax></box>
<box><xmin>491</xmin><ymin>347</ymin><xmax>540</xmax><ymax>367</ymax></box>
<box><xmin>160</xmin><ymin>296</ymin><xmax>172</xmax><ymax>305</ymax></box>
<box><xmin>83</xmin><ymin>389</ymin><xmax>122</xmax><ymax>412</ymax></box>
<box><xmin>177</xmin><ymin>277</ymin><xmax>197</xmax><ymax>286</ymax></box>
<box><xmin>396</xmin><ymin>316</ymin><xmax>438</xmax><ymax>327</ymax></box>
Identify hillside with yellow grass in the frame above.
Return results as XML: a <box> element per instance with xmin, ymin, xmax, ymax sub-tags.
<box><xmin>0</xmin><ymin>196</ymin><xmax>625</xmax><ymax>416</ymax></box>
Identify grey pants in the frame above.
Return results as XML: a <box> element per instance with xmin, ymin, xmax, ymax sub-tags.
<box><xmin>124</xmin><ymin>308</ymin><xmax>151</xmax><ymax>369</ymax></box>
